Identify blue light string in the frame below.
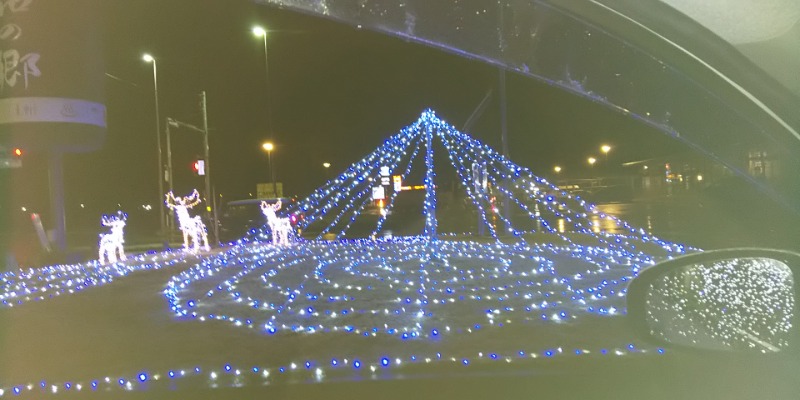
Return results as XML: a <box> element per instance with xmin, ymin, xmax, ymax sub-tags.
<box><xmin>436</xmin><ymin>128</ymin><xmax>501</xmax><ymax>240</ymax></box>
<box><xmin>332</xmin><ymin>136</ymin><xmax>423</xmax><ymax>239</ymax></box>
<box><xmin>371</xmin><ymin>136</ymin><xmax>424</xmax><ymax>237</ymax></box>
<box><xmin>422</xmin><ymin>119</ymin><xmax>437</xmax><ymax>238</ymax></box>
<box><xmin>438</xmin><ymin>129</ymin><xmax>525</xmax><ymax>239</ymax></box>
<box><xmin>320</xmin><ymin>145</ymin><xmax>413</xmax><ymax>238</ymax></box>
<box><xmin>290</xmin><ymin>128</ymin><xmax>416</xmax><ymax>230</ymax></box>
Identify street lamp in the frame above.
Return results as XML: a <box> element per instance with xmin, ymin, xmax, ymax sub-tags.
<box><xmin>252</xmin><ymin>26</ymin><xmax>267</xmax><ymax>38</ymax></box>
<box><xmin>143</xmin><ymin>53</ymin><xmax>166</xmax><ymax>235</ymax></box>
<box><xmin>322</xmin><ymin>162</ymin><xmax>332</xmax><ymax>180</ymax></box>
<box><xmin>600</xmin><ymin>144</ymin><xmax>612</xmax><ymax>161</ymax></box>
<box><xmin>553</xmin><ymin>165</ymin><xmax>562</xmax><ymax>174</ymax></box>
<box><xmin>262</xmin><ymin>142</ymin><xmax>276</xmax><ymax>197</ymax></box>
<box><xmin>253</xmin><ymin>26</ymin><xmax>273</xmax><ymax>141</ymax></box>
<box><xmin>587</xmin><ymin>157</ymin><xmax>597</xmax><ymax>166</ymax></box>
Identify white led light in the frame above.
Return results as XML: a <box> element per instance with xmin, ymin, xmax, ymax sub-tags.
<box><xmin>98</xmin><ymin>211</ymin><xmax>127</xmax><ymax>264</ymax></box>
<box><xmin>166</xmin><ymin>190</ymin><xmax>210</xmax><ymax>252</ymax></box>
<box><xmin>261</xmin><ymin>200</ymin><xmax>292</xmax><ymax>246</ymax></box>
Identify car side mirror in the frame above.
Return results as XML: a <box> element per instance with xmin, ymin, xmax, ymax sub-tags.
<box><xmin>627</xmin><ymin>249</ymin><xmax>799</xmax><ymax>353</ymax></box>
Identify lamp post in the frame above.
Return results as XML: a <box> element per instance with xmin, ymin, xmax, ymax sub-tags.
<box><xmin>262</xmin><ymin>142</ymin><xmax>276</xmax><ymax>197</ymax></box>
<box><xmin>143</xmin><ymin>53</ymin><xmax>166</xmax><ymax>235</ymax></box>
<box><xmin>553</xmin><ymin>165</ymin><xmax>562</xmax><ymax>174</ymax></box>
<box><xmin>252</xmin><ymin>27</ymin><xmax>273</xmax><ymax>141</ymax></box>
<box><xmin>588</xmin><ymin>157</ymin><xmax>597</xmax><ymax>167</ymax></box>
<box><xmin>600</xmin><ymin>144</ymin><xmax>612</xmax><ymax>161</ymax></box>
<box><xmin>323</xmin><ymin>162</ymin><xmax>331</xmax><ymax>180</ymax></box>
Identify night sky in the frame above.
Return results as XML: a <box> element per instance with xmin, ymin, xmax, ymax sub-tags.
<box><xmin>7</xmin><ymin>0</ymin><xmax>686</xmax><ymax>232</ymax></box>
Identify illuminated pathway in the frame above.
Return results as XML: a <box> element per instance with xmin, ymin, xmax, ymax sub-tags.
<box><xmin>0</xmin><ymin>234</ymin><xmax>681</xmax><ymax>397</ymax></box>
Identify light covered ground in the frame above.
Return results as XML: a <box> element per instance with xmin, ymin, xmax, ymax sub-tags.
<box><xmin>0</xmin><ymin>234</ymin><xmax>684</xmax><ymax>396</ymax></box>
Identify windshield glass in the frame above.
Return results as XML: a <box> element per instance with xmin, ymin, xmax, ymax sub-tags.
<box><xmin>1</xmin><ymin>0</ymin><xmax>798</xmax><ymax>398</ymax></box>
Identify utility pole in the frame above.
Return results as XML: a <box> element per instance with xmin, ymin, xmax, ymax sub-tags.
<box><xmin>498</xmin><ymin>0</ymin><xmax>512</xmax><ymax>232</ymax></box>
<box><xmin>200</xmin><ymin>91</ymin><xmax>218</xmax><ymax>244</ymax></box>
<box><xmin>164</xmin><ymin>91</ymin><xmax>216</xmax><ymax>245</ymax></box>
<box><xmin>165</xmin><ymin>120</ymin><xmax>175</xmax><ymax>232</ymax></box>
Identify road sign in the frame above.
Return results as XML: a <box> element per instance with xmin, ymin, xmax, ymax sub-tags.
<box><xmin>372</xmin><ymin>186</ymin><xmax>385</xmax><ymax>200</ymax></box>
<box><xmin>257</xmin><ymin>182</ymin><xmax>283</xmax><ymax>198</ymax></box>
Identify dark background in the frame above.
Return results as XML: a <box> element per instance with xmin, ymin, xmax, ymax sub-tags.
<box><xmin>4</xmin><ymin>0</ymin><xmax>685</xmax><ymax>233</ymax></box>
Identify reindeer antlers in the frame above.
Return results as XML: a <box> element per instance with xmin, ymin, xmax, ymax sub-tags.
<box><xmin>101</xmin><ymin>211</ymin><xmax>127</xmax><ymax>226</ymax></box>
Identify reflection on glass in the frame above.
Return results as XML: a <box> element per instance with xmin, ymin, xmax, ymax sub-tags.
<box><xmin>258</xmin><ymin>0</ymin><xmax>800</xmax><ymax>209</ymax></box>
<box><xmin>646</xmin><ymin>257</ymin><xmax>794</xmax><ymax>352</ymax></box>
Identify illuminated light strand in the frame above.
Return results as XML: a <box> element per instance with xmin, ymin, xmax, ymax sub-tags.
<box><xmin>372</xmin><ymin>136</ymin><xmax>424</xmax><ymax>237</ymax></box>
<box><xmin>445</xmin><ymin>127</ymin><xmax>692</xmax><ymax>256</ymax></box>
<box><xmin>0</xmin><ymin>343</ymin><xmax>663</xmax><ymax>397</ymax></box>
<box><xmin>442</xmin><ymin>130</ymin><xmax>649</xmax><ymax>275</ymax></box>
<box><xmin>291</xmin><ymin>128</ymin><xmax>417</xmax><ymax>231</ymax></box>
<box><xmin>272</xmin><ymin>109</ymin><xmax>692</xmax><ymax>260</ymax></box>
<box><xmin>162</xmin><ymin>236</ymin><xmax>668</xmax><ymax>340</ymax></box>
<box><xmin>0</xmin><ymin>249</ymin><xmax>190</xmax><ymax>308</ymax></box>
<box><xmin>438</xmin><ymin>131</ymin><xmax>503</xmax><ymax>239</ymax></box>
<box><xmin>442</xmin><ymin>129</ymin><xmax>579</xmax><ymax>243</ymax></box>
<box><xmin>293</xmin><ymin>128</ymin><xmax>415</xmax><ymax>215</ymax></box>
<box><xmin>332</xmin><ymin>135</ymin><xmax>423</xmax><ymax>240</ymax></box>
<box><xmin>422</xmin><ymin>116</ymin><xmax>437</xmax><ymax>238</ymax></box>
<box><xmin>316</xmin><ymin>135</ymin><xmax>416</xmax><ymax>239</ymax></box>
<box><xmin>370</xmin><ymin>141</ymin><xmax>422</xmax><ymax>238</ymax></box>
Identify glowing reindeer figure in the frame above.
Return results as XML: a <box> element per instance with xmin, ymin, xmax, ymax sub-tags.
<box><xmin>166</xmin><ymin>189</ymin><xmax>210</xmax><ymax>251</ymax></box>
<box><xmin>98</xmin><ymin>211</ymin><xmax>127</xmax><ymax>264</ymax></box>
<box><xmin>261</xmin><ymin>200</ymin><xmax>292</xmax><ymax>246</ymax></box>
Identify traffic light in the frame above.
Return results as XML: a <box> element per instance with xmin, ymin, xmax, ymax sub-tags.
<box><xmin>193</xmin><ymin>160</ymin><xmax>205</xmax><ymax>176</ymax></box>
<box><xmin>1</xmin><ymin>147</ymin><xmax>23</xmax><ymax>168</ymax></box>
